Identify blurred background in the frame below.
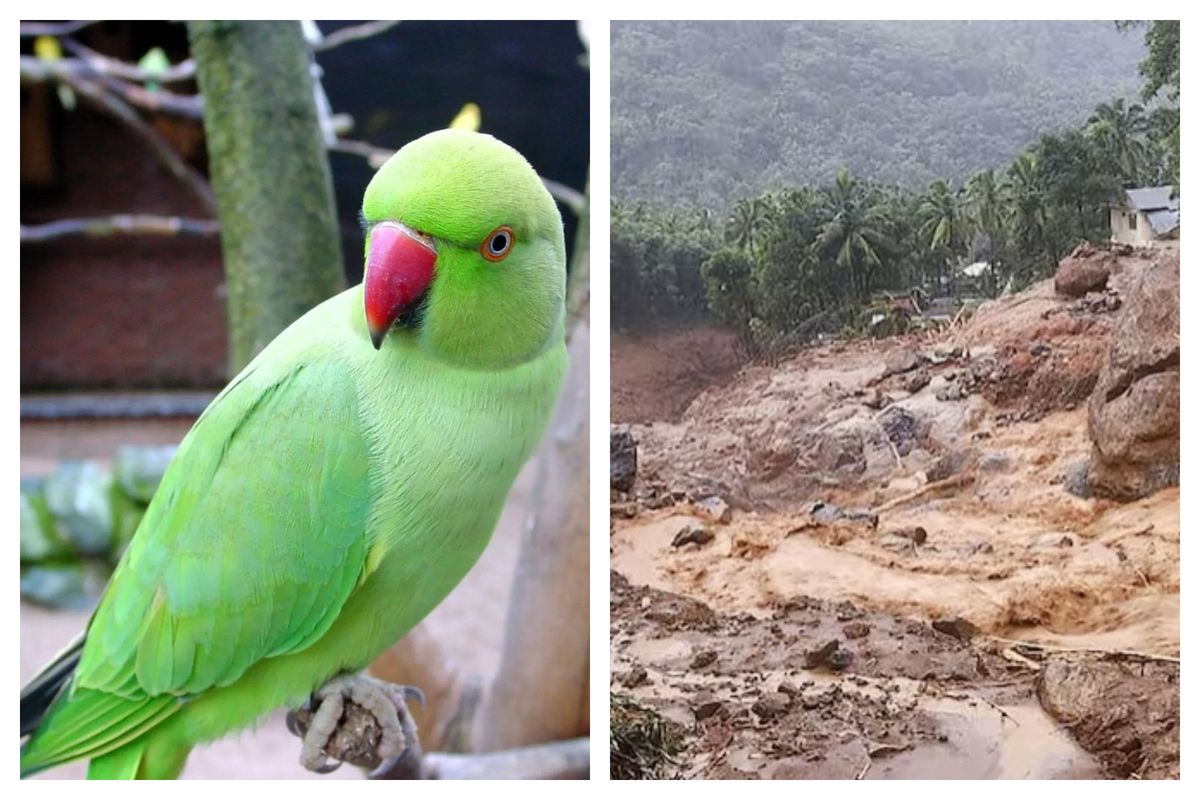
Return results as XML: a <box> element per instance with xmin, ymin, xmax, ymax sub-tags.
<box><xmin>20</xmin><ymin>20</ymin><xmax>589</xmax><ymax>779</ymax></box>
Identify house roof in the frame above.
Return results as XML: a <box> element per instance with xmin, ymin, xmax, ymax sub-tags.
<box><xmin>1124</xmin><ymin>186</ymin><xmax>1179</xmax><ymax>213</ymax></box>
<box><xmin>1146</xmin><ymin>208</ymin><xmax>1181</xmax><ymax>236</ymax></box>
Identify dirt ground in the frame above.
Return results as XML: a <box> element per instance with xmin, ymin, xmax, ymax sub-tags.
<box><xmin>20</xmin><ymin>417</ymin><xmax>531</xmax><ymax>779</ymax></box>
<box><xmin>610</xmin><ymin>259</ymin><xmax>1179</xmax><ymax>779</ymax></box>
<box><xmin>612</xmin><ymin>327</ymin><xmax>744</xmax><ymax>423</ymax></box>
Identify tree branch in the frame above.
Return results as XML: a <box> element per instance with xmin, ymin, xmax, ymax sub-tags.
<box><xmin>21</xmin><ymin>55</ymin><xmax>203</xmax><ymax>118</ymax></box>
<box><xmin>313</xmin><ymin>21</ymin><xmax>402</xmax><ymax>52</ymax></box>
<box><xmin>59</xmin><ymin>37</ymin><xmax>198</xmax><ymax>84</ymax></box>
<box><xmin>20</xmin><ymin>56</ymin><xmax>216</xmax><ymax>213</ymax></box>
<box><xmin>21</xmin><ymin>215</ymin><xmax>218</xmax><ymax>243</ymax></box>
<box><xmin>19</xmin><ymin>21</ymin><xmax>96</xmax><ymax>38</ymax></box>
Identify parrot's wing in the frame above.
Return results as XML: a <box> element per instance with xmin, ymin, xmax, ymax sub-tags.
<box><xmin>25</xmin><ymin>351</ymin><xmax>373</xmax><ymax>767</ymax></box>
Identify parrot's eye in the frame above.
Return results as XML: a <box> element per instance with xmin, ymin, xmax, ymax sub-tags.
<box><xmin>481</xmin><ymin>226</ymin><xmax>515</xmax><ymax>262</ymax></box>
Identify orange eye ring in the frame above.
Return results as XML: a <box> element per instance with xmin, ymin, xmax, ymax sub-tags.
<box><xmin>481</xmin><ymin>226</ymin><xmax>515</xmax><ymax>262</ymax></box>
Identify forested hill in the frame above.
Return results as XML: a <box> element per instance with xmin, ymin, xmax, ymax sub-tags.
<box><xmin>612</xmin><ymin>21</ymin><xmax>1145</xmax><ymax>206</ymax></box>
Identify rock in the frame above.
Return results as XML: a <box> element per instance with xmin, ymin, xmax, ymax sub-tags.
<box><xmin>42</xmin><ymin>461</ymin><xmax>115</xmax><ymax>557</ymax></box>
<box><xmin>690</xmin><ymin>649</ymin><xmax>718</xmax><ymax>669</ymax></box>
<box><xmin>798</xmin><ymin>430</ymin><xmax>866</xmax><ymax>475</ymax></box>
<box><xmin>883</xmin><ymin>346</ymin><xmax>923</xmax><ymax>376</ymax></box>
<box><xmin>1029</xmin><ymin>342</ymin><xmax>1052</xmax><ymax>358</ymax></box>
<box><xmin>928</xmin><ymin>344</ymin><xmax>963</xmax><ymax>365</ymax></box>
<box><xmin>693</xmin><ymin>699</ymin><xmax>726</xmax><ymax>722</ymax></box>
<box><xmin>671</xmin><ymin>524</ymin><xmax>714</xmax><ymax>548</ymax></box>
<box><xmin>888</xmin><ymin>526</ymin><xmax>928</xmax><ymax>546</ymax></box>
<box><xmin>751</xmin><ymin>691</ymin><xmax>792</xmax><ymax>720</ymax></box>
<box><xmin>978</xmin><ymin>452</ymin><xmax>1011</xmax><ymax>473</ymax></box>
<box><xmin>114</xmin><ymin>445</ymin><xmax>177</xmax><ymax>503</ymax></box>
<box><xmin>1033</xmin><ymin>532</ymin><xmax>1077</xmax><ymax>549</ymax></box>
<box><xmin>610</xmin><ymin>426</ymin><xmax>638</xmax><ymax>492</ymax></box>
<box><xmin>611</xmin><ymin>501</ymin><xmax>640</xmax><ymax>519</ymax></box>
<box><xmin>904</xmin><ymin>369</ymin><xmax>931</xmax><ymax>393</ymax></box>
<box><xmin>936</xmin><ymin>381</ymin><xmax>966</xmax><ymax>402</ymax></box>
<box><xmin>619</xmin><ymin>665</ymin><xmax>649</xmax><ymax>688</ymax></box>
<box><xmin>926</xmin><ymin>450</ymin><xmax>970</xmax><ymax>482</ymax></box>
<box><xmin>804</xmin><ymin>639</ymin><xmax>851</xmax><ymax>671</ymax></box>
<box><xmin>810</xmin><ymin>501</ymin><xmax>878</xmax><ymax>529</ymax></box>
<box><xmin>1055</xmin><ymin>254</ymin><xmax>1110</xmax><ymax>297</ymax></box>
<box><xmin>931</xmin><ymin>617</ymin><xmax>979</xmax><ymax>641</ymax></box>
<box><xmin>842</xmin><ymin>621</ymin><xmax>871</xmax><ymax>639</ymax></box>
<box><xmin>1064</xmin><ymin>459</ymin><xmax>1093</xmax><ymax>499</ymax></box>
<box><xmin>878</xmin><ymin>406</ymin><xmax>920</xmax><ymax>456</ymax></box>
<box><xmin>777</xmin><ymin>680</ymin><xmax>800</xmax><ymax>696</ymax></box>
<box><xmin>696</xmin><ymin>495</ymin><xmax>732</xmax><ymax>524</ymax></box>
<box><xmin>1087</xmin><ymin>252</ymin><xmax>1179</xmax><ymax>500</ymax></box>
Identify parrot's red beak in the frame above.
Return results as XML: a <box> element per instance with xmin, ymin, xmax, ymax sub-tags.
<box><xmin>364</xmin><ymin>222</ymin><xmax>437</xmax><ymax>350</ymax></box>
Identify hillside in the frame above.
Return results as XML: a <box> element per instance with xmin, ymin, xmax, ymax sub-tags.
<box><xmin>612</xmin><ymin>21</ymin><xmax>1145</xmax><ymax>206</ymax></box>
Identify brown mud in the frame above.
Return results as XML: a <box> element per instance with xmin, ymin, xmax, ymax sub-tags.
<box><xmin>610</xmin><ymin>252</ymin><xmax>1179</xmax><ymax>779</ymax></box>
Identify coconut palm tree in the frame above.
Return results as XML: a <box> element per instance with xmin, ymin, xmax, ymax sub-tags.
<box><xmin>1086</xmin><ymin>98</ymin><xmax>1150</xmax><ymax>185</ymax></box>
<box><xmin>965</xmin><ymin>170</ymin><xmax>1007</xmax><ymax>294</ymax></box>
<box><xmin>725</xmin><ymin>196</ymin><xmax>767</xmax><ymax>256</ymax></box>
<box><xmin>1003</xmin><ymin>151</ymin><xmax>1052</xmax><ymax>279</ymax></box>
<box><xmin>815</xmin><ymin>168</ymin><xmax>892</xmax><ymax>301</ymax></box>
<box><xmin>918</xmin><ymin>179</ymin><xmax>967</xmax><ymax>293</ymax></box>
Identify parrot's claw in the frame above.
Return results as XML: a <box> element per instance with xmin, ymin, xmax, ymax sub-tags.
<box><xmin>293</xmin><ymin>673</ymin><xmax>423</xmax><ymax>776</ymax></box>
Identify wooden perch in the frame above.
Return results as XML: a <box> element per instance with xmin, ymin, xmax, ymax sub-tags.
<box><xmin>21</xmin><ymin>215</ymin><xmax>218</xmax><ymax>242</ymax></box>
<box><xmin>872</xmin><ymin>473</ymin><xmax>974</xmax><ymax>514</ymax></box>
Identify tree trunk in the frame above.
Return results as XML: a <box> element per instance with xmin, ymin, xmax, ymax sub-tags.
<box><xmin>189</xmin><ymin>21</ymin><xmax>344</xmax><ymax>373</ymax></box>
<box><xmin>474</xmin><ymin>320</ymin><xmax>590</xmax><ymax>750</ymax></box>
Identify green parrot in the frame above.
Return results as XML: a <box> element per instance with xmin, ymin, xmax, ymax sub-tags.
<box><xmin>20</xmin><ymin>129</ymin><xmax>568</xmax><ymax>779</ymax></box>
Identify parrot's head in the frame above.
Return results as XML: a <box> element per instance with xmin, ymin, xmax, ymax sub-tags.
<box><xmin>360</xmin><ymin>129</ymin><xmax>566</xmax><ymax>369</ymax></box>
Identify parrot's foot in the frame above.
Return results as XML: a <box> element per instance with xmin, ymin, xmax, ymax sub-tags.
<box><xmin>287</xmin><ymin>673</ymin><xmax>425</xmax><ymax>775</ymax></box>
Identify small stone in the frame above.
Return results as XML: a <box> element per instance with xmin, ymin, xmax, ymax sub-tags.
<box><xmin>889</xmin><ymin>526</ymin><xmax>928</xmax><ymax>546</ymax></box>
<box><xmin>610</xmin><ymin>426</ymin><xmax>638</xmax><ymax>492</ymax></box>
<box><xmin>690</xmin><ymin>649</ymin><xmax>718</xmax><ymax>669</ymax></box>
<box><xmin>1033</xmin><ymin>532</ymin><xmax>1077</xmax><ymax>549</ymax></box>
<box><xmin>751</xmin><ymin>691</ymin><xmax>792</xmax><ymax>720</ymax></box>
<box><xmin>696</xmin><ymin>495</ymin><xmax>732</xmax><ymax>524</ymax></box>
<box><xmin>1029</xmin><ymin>342</ymin><xmax>1052</xmax><ymax>358</ymax></box>
<box><xmin>1064</xmin><ymin>459</ymin><xmax>1093</xmax><ymax>499</ymax></box>
<box><xmin>804</xmin><ymin>639</ymin><xmax>850</xmax><ymax>671</ymax></box>
<box><xmin>619</xmin><ymin>665</ymin><xmax>649</xmax><ymax>688</ymax></box>
<box><xmin>883</xmin><ymin>346</ymin><xmax>923</xmax><ymax>376</ymax></box>
<box><xmin>777</xmin><ymin>680</ymin><xmax>800</xmax><ymax>696</ymax></box>
<box><xmin>671</xmin><ymin>524</ymin><xmax>714</xmax><ymax>548</ymax></box>
<box><xmin>978</xmin><ymin>452</ymin><xmax>1011</xmax><ymax>473</ymax></box>
<box><xmin>904</xmin><ymin>369</ymin><xmax>931</xmax><ymax>394</ymax></box>
<box><xmin>936</xmin><ymin>382</ymin><xmax>966</xmax><ymax>402</ymax></box>
<box><xmin>693</xmin><ymin>700</ymin><xmax>725</xmax><ymax>721</ymax></box>
<box><xmin>931</xmin><ymin>617</ymin><xmax>979</xmax><ymax>641</ymax></box>
<box><xmin>842</xmin><ymin>621</ymin><xmax>871</xmax><ymax>639</ymax></box>
<box><xmin>611</xmin><ymin>502</ymin><xmax>639</xmax><ymax>519</ymax></box>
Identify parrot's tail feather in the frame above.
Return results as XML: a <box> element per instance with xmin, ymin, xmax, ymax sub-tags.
<box><xmin>21</xmin><ymin>632</ymin><xmax>85</xmax><ymax>737</ymax></box>
<box><xmin>86</xmin><ymin>740</ymin><xmax>146</xmax><ymax>780</ymax></box>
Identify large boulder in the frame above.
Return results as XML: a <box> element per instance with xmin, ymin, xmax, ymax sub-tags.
<box><xmin>1087</xmin><ymin>252</ymin><xmax>1179</xmax><ymax>499</ymax></box>
<box><xmin>610</xmin><ymin>425</ymin><xmax>638</xmax><ymax>492</ymax></box>
<box><xmin>1054</xmin><ymin>242</ymin><xmax>1114</xmax><ymax>298</ymax></box>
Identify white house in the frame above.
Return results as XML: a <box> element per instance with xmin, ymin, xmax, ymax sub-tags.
<box><xmin>1110</xmin><ymin>186</ymin><xmax>1180</xmax><ymax>246</ymax></box>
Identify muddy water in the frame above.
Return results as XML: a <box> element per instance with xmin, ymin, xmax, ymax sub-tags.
<box><xmin>613</xmin><ymin>641</ymin><xmax>1103</xmax><ymax>780</ymax></box>
<box><xmin>612</xmin><ymin>483</ymin><xmax>1180</xmax><ymax>659</ymax></box>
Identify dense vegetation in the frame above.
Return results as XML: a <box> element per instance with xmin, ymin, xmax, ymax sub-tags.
<box><xmin>613</xmin><ymin>21</ymin><xmax>1147</xmax><ymax>205</ymax></box>
<box><xmin>611</xmin><ymin>21</ymin><xmax>1180</xmax><ymax>355</ymax></box>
